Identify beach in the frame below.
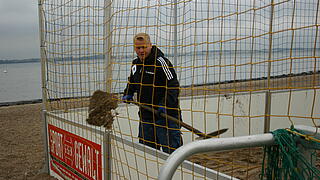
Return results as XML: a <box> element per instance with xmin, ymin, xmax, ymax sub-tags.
<box><xmin>0</xmin><ymin>103</ymin><xmax>55</xmax><ymax>180</ymax></box>
<box><xmin>1</xmin><ymin>90</ymin><xmax>318</xmax><ymax>179</ymax></box>
<box><xmin>0</xmin><ymin>102</ymin><xmax>263</xmax><ymax>179</ymax></box>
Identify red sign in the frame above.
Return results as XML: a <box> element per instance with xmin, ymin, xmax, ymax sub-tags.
<box><xmin>48</xmin><ymin>124</ymin><xmax>102</xmax><ymax>180</ymax></box>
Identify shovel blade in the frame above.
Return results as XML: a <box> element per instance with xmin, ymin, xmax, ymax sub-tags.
<box><xmin>195</xmin><ymin>128</ymin><xmax>228</xmax><ymax>140</ymax></box>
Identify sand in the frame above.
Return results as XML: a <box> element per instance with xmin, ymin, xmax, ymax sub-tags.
<box><xmin>0</xmin><ymin>102</ymin><xmax>264</xmax><ymax>180</ymax></box>
<box><xmin>87</xmin><ymin>90</ymin><xmax>118</xmax><ymax>128</ymax></box>
<box><xmin>0</xmin><ymin>103</ymin><xmax>55</xmax><ymax>180</ymax></box>
<box><xmin>1</xmin><ymin>101</ymin><xmax>318</xmax><ymax>179</ymax></box>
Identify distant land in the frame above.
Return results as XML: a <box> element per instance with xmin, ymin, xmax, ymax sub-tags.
<box><xmin>0</xmin><ymin>48</ymin><xmax>318</xmax><ymax>64</ymax></box>
<box><xmin>0</xmin><ymin>58</ymin><xmax>40</xmax><ymax>64</ymax></box>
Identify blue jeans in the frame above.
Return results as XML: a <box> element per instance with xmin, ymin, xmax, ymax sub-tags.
<box><xmin>138</xmin><ymin>115</ymin><xmax>183</xmax><ymax>154</ymax></box>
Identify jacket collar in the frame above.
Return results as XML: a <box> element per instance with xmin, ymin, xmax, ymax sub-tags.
<box><xmin>137</xmin><ymin>46</ymin><xmax>164</xmax><ymax>64</ymax></box>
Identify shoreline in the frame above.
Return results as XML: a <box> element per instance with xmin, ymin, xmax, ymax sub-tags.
<box><xmin>1</xmin><ymin>70</ymin><xmax>319</xmax><ymax>107</ymax></box>
<box><xmin>0</xmin><ymin>99</ymin><xmax>42</xmax><ymax>107</ymax></box>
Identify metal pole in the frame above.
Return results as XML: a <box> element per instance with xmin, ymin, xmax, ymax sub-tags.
<box><xmin>104</xmin><ymin>0</ymin><xmax>113</xmax><ymax>93</ymax></box>
<box><xmin>38</xmin><ymin>0</ymin><xmax>48</xmax><ymax>108</ymax></box>
<box><xmin>295</xmin><ymin>125</ymin><xmax>320</xmax><ymax>138</ymax></box>
<box><xmin>40</xmin><ymin>110</ymin><xmax>49</xmax><ymax>173</ymax></box>
<box><xmin>264</xmin><ymin>0</ymin><xmax>275</xmax><ymax>133</ymax></box>
<box><xmin>38</xmin><ymin>0</ymin><xmax>49</xmax><ymax>173</ymax></box>
<box><xmin>295</xmin><ymin>125</ymin><xmax>320</xmax><ymax>179</ymax></box>
<box><xmin>264</xmin><ymin>91</ymin><xmax>272</xmax><ymax>132</ymax></box>
<box><xmin>173</xmin><ymin>0</ymin><xmax>178</xmax><ymax>67</ymax></box>
<box><xmin>158</xmin><ymin>133</ymin><xmax>275</xmax><ymax>180</ymax></box>
<box><xmin>104</xmin><ymin>129</ymin><xmax>112</xmax><ymax>179</ymax></box>
<box><xmin>103</xmin><ymin>1</ymin><xmax>113</xmax><ymax>178</ymax></box>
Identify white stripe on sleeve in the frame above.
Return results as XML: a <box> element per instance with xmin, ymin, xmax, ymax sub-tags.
<box><xmin>157</xmin><ymin>57</ymin><xmax>173</xmax><ymax>80</ymax></box>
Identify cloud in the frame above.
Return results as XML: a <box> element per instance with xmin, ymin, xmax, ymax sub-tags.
<box><xmin>0</xmin><ymin>0</ymin><xmax>40</xmax><ymax>59</ymax></box>
<box><xmin>1</xmin><ymin>0</ymin><xmax>317</xmax><ymax>60</ymax></box>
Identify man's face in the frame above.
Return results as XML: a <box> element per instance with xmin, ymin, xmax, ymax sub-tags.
<box><xmin>134</xmin><ymin>39</ymin><xmax>152</xmax><ymax>61</ymax></box>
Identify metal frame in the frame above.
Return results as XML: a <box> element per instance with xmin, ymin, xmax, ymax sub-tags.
<box><xmin>104</xmin><ymin>130</ymin><xmax>112</xmax><ymax>179</ymax></box>
<box><xmin>46</xmin><ymin>110</ymin><xmax>234</xmax><ymax>179</ymax></box>
<box><xmin>104</xmin><ymin>0</ymin><xmax>113</xmax><ymax>93</ymax></box>
<box><xmin>38</xmin><ymin>0</ymin><xmax>50</xmax><ymax>173</ymax></box>
<box><xmin>103</xmin><ymin>1</ymin><xmax>113</xmax><ymax>178</ymax></box>
<box><xmin>159</xmin><ymin>125</ymin><xmax>320</xmax><ymax>180</ymax></box>
<box><xmin>159</xmin><ymin>133</ymin><xmax>275</xmax><ymax>180</ymax></box>
<box><xmin>264</xmin><ymin>0</ymin><xmax>275</xmax><ymax>133</ymax></box>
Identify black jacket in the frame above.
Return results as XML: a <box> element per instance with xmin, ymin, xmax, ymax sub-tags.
<box><xmin>124</xmin><ymin>46</ymin><xmax>181</xmax><ymax>120</ymax></box>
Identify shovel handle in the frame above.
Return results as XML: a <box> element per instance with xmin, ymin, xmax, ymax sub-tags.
<box><xmin>134</xmin><ymin>102</ymin><xmax>207</xmax><ymax>138</ymax></box>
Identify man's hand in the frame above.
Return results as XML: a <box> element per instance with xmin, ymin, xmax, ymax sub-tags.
<box><xmin>157</xmin><ymin>105</ymin><xmax>166</xmax><ymax>116</ymax></box>
<box><xmin>122</xmin><ymin>95</ymin><xmax>133</xmax><ymax>103</ymax></box>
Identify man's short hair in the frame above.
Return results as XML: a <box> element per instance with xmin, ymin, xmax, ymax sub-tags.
<box><xmin>134</xmin><ymin>33</ymin><xmax>151</xmax><ymax>44</ymax></box>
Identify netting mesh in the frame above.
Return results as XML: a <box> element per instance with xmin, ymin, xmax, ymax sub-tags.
<box><xmin>262</xmin><ymin>128</ymin><xmax>320</xmax><ymax>180</ymax></box>
<box><xmin>42</xmin><ymin>0</ymin><xmax>106</xmax><ymax>101</ymax></box>
<box><xmin>38</xmin><ymin>0</ymin><xmax>320</xmax><ymax>179</ymax></box>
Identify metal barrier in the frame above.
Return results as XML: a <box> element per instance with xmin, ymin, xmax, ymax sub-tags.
<box><xmin>45</xmin><ymin>109</ymin><xmax>235</xmax><ymax>179</ymax></box>
<box><xmin>159</xmin><ymin>125</ymin><xmax>320</xmax><ymax>180</ymax></box>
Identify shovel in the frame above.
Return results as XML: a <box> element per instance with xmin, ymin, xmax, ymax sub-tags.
<box><xmin>129</xmin><ymin>101</ymin><xmax>228</xmax><ymax>139</ymax></box>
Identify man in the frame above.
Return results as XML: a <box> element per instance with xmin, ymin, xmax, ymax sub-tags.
<box><xmin>122</xmin><ymin>33</ymin><xmax>183</xmax><ymax>153</ymax></box>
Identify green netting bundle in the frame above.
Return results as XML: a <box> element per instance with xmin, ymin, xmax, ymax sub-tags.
<box><xmin>261</xmin><ymin>128</ymin><xmax>320</xmax><ymax>180</ymax></box>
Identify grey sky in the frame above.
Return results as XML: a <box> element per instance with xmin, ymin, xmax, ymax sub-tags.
<box><xmin>0</xmin><ymin>0</ymin><xmax>39</xmax><ymax>60</ymax></box>
<box><xmin>0</xmin><ymin>0</ymin><xmax>316</xmax><ymax>60</ymax></box>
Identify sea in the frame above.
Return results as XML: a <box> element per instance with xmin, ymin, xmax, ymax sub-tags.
<box><xmin>0</xmin><ymin>49</ymin><xmax>318</xmax><ymax>104</ymax></box>
<box><xmin>0</xmin><ymin>62</ymin><xmax>42</xmax><ymax>103</ymax></box>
